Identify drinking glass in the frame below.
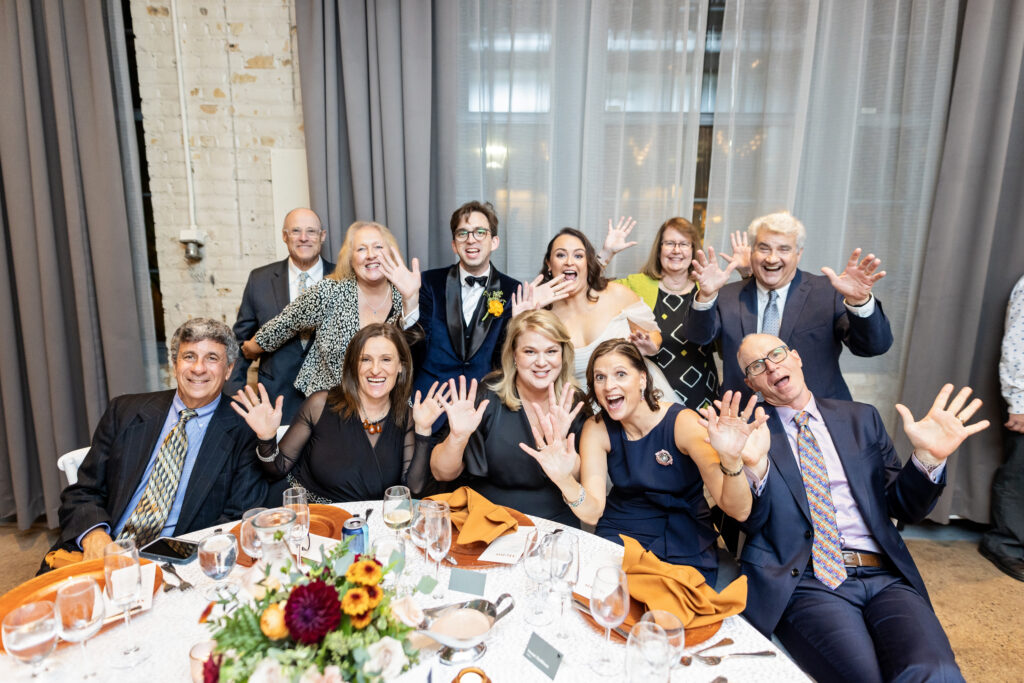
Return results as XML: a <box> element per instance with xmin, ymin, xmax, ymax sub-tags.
<box><xmin>403</xmin><ymin>502</ymin><xmax>429</xmax><ymax>552</ymax></box>
<box><xmin>283</xmin><ymin>486</ymin><xmax>310</xmax><ymax>556</ymax></box>
<box><xmin>521</xmin><ymin>529</ymin><xmax>554</xmax><ymax>626</ymax></box>
<box><xmin>640</xmin><ymin>609</ymin><xmax>684</xmax><ymax>669</ymax></box>
<box><xmin>370</xmin><ymin>535</ymin><xmax>406</xmax><ymax>592</ymax></box>
<box><xmin>382</xmin><ymin>485</ymin><xmax>413</xmax><ymax>536</ymax></box>
<box><xmin>198</xmin><ymin>532</ymin><xmax>239</xmax><ymax>600</ymax></box>
<box><xmin>2</xmin><ymin>601</ymin><xmax>57</xmax><ymax>677</ymax></box>
<box><xmin>55</xmin><ymin>576</ymin><xmax>105</xmax><ymax>676</ymax></box>
<box><xmin>421</xmin><ymin>500</ymin><xmax>451</xmax><ymax>599</ymax></box>
<box><xmin>589</xmin><ymin>565</ymin><xmax>630</xmax><ymax>675</ymax></box>
<box><xmin>240</xmin><ymin>506</ymin><xmax>268</xmax><ymax>561</ymax></box>
<box><xmin>548</xmin><ymin>532</ymin><xmax>579</xmax><ymax>639</ymax></box>
<box><xmin>103</xmin><ymin>539</ymin><xmax>146</xmax><ymax>665</ymax></box>
<box><xmin>625</xmin><ymin>621</ymin><xmax>672</xmax><ymax>683</ymax></box>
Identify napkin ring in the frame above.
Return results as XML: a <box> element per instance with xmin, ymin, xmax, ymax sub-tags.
<box><xmin>654</xmin><ymin>449</ymin><xmax>674</xmax><ymax>466</ymax></box>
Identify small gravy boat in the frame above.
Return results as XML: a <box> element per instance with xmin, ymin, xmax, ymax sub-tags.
<box><xmin>415</xmin><ymin>594</ymin><xmax>514</xmax><ymax>664</ymax></box>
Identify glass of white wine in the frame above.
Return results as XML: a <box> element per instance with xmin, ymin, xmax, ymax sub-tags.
<box><xmin>382</xmin><ymin>485</ymin><xmax>412</xmax><ymax>536</ymax></box>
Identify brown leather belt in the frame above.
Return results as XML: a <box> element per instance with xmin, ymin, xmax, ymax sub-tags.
<box><xmin>842</xmin><ymin>550</ymin><xmax>885</xmax><ymax>567</ymax></box>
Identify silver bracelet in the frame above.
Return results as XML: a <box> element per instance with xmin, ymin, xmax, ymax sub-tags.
<box><xmin>256</xmin><ymin>443</ymin><xmax>279</xmax><ymax>463</ymax></box>
<box><xmin>564</xmin><ymin>484</ymin><xmax>586</xmax><ymax>508</ymax></box>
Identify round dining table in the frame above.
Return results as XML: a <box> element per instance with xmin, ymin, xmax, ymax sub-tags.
<box><xmin>0</xmin><ymin>501</ymin><xmax>810</xmax><ymax>682</ymax></box>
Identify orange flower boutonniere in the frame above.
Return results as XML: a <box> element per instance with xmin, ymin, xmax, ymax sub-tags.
<box><xmin>481</xmin><ymin>290</ymin><xmax>506</xmax><ymax>321</ymax></box>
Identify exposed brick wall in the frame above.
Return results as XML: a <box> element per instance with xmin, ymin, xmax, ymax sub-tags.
<box><xmin>129</xmin><ymin>0</ymin><xmax>303</xmax><ymax>384</ymax></box>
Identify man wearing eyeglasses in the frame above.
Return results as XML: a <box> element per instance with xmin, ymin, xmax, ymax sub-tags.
<box><xmin>226</xmin><ymin>208</ymin><xmax>335</xmax><ymax>423</ymax></box>
<box><xmin>734</xmin><ymin>332</ymin><xmax>983</xmax><ymax>682</ymax></box>
<box><xmin>684</xmin><ymin>211</ymin><xmax>893</xmax><ymax>402</ymax></box>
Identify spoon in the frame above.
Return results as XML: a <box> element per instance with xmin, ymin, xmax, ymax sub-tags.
<box><xmin>680</xmin><ymin>637</ymin><xmax>734</xmax><ymax>666</ymax></box>
<box><xmin>696</xmin><ymin>650</ymin><xmax>776</xmax><ymax>666</ymax></box>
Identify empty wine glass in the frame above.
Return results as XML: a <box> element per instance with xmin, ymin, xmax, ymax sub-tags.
<box><xmin>626</xmin><ymin>621</ymin><xmax>672</xmax><ymax>683</ymax></box>
<box><xmin>403</xmin><ymin>502</ymin><xmax>429</xmax><ymax>552</ymax></box>
<box><xmin>382</xmin><ymin>485</ymin><xmax>412</xmax><ymax>536</ymax></box>
<box><xmin>421</xmin><ymin>500</ymin><xmax>451</xmax><ymax>599</ymax></box>
<box><xmin>640</xmin><ymin>609</ymin><xmax>684</xmax><ymax>669</ymax></box>
<box><xmin>103</xmin><ymin>538</ymin><xmax>146</xmax><ymax>665</ymax></box>
<box><xmin>283</xmin><ymin>486</ymin><xmax>310</xmax><ymax>557</ymax></box>
<box><xmin>521</xmin><ymin>530</ymin><xmax>554</xmax><ymax>626</ymax></box>
<box><xmin>55</xmin><ymin>576</ymin><xmax>105</xmax><ymax>677</ymax></box>
<box><xmin>2</xmin><ymin>601</ymin><xmax>57</xmax><ymax>677</ymax></box>
<box><xmin>589</xmin><ymin>565</ymin><xmax>630</xmax><ymax>675</ymax></box>
<box><xmin>370</xmin><ymin>535</ymin><xmax>406</xmax><ymax>592</ymax></box>
<box><xmin>548</xmin><ymin>532</ymin><xmax>579</xmax><ymax>639</ymax></box>
<box><xmin>198</xmin><ymin>532</ymin><xmax>239</xmax><ymax>600</ymax></box>
<box><xmin>240</xmin><ymin>506</ymin><xmax>268</xmax><ymax>562</ymax></box>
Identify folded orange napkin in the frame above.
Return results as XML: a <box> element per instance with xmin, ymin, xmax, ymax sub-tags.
<box><xmin>427</xmin><ymin>487</ymin><xmax>518</xmax><ymax>545</ymax></box>
<box><xmin>44</xmin><ymin>548</ymin><xmax>84</xmax><ymax>569</ymax></box>
<box><xmin>620</xmin><ymin>535</ymin><xmax>747</xmax><ymax>629</ymax></box>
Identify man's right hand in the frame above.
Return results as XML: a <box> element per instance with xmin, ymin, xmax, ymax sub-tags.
<box><xmin>1007</xmin><ymin>413</ymin><xmax>1024</xmax><ymax>433</ymax></box>
<box><xmin>692</xmin><ymin>246</ymin><xmax>737</xmax><ymax>302</ymax></box>
<box><xmin>82</xmin><ymin>528</ymin><xmax>113</xmax><ymax>561</ymax></box>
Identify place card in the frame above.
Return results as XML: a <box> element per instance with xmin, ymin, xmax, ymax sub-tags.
<box><xmin>523</xmin><ymin>632</ymin><xmax>563</xmax><ymax>680</ymax></box>
<box><xmin>103</xmin><ymin>561</ymin><xmax>157</xmax><ymax>616</ymax></box>
<box><xmin>477</xmin><ymin>527</ymin><xmax>532</xmax><ymax>564</ymax></box>
<box><xmin>448</xmin><ymin>568</ymin><xmax>486</xmax><ymax>596</ymax></box>
<box><xmin>415</xmin><ymin>575</ymin><xmax>438</xmax><ymax>595</ymax></box>
<box><xmin>302</xmin><ymin>534</ymin><xmax>340</xmax><ymax>561</ymax></box>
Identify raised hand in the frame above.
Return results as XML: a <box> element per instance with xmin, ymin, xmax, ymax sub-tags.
<box><xmin>895</xmin><ymin>384</ymin><xmax>989</xmax><ymax>463</ymax></box>
<box><xmin>412</xmin><ymin>381</ymin><xmax>451</xmax><ymax>435</ymax></box>
<box><xmin>821</xmin><ymin>248</ymin><xmax>886</xmax><ymax>306</ymax></box>
<box><xmin>545</xmin><ymin>384</ymin><xmax>585</xmax><ymax>440</ymax></box>
<box><xmin>230</xmin><ymin>383</ymin><xmax>284</xmax><ymax>441</ymax></box>
<box><xmin>628</xmin><ymin>329</ymin><xmax>659</xmax><ymax>356</ymax></box>
<box><xmin>532</xmin><ymin>273</ymin><xmax>574</xmax><ymax>308</ymax></box>
<box><xmin>600</xmin><ymin>216</ymin><xmax>638</xmax><ymax>261</ymax></box>
<box><xmin>379</xmin><ymin>246</ymin><xmax>421</xmax><ymax>301</ymax></box>
<box><xmin>719</xmin><ymin>230</ymin><xmax>752</xmax><ymax>278</ymax></box>
<box><xmin>440</xmin><ymin>376</ymin><xmax>489</xmax><ymax>439</ymax></box>
<box><xmin>700</xmin><ymin>391</ymin><xmax>768</xmax><ymax>466</ymax></box>
<box><xmin>692</xmin><ymin>246</ymin><xmax>738</xmax><ymax>301</ymax></box>
<box><xmin>519</xmin><ymin>412</ymin><xmax>579</xmax><ymax>484</ymax></box>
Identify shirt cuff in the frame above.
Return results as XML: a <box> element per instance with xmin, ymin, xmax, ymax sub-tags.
<box><xmin>844</xmin><ymin>293</ymin><xmax>876</xmax><ymax>318</ymax></box>
<box><xmin>691</xmin><ymin>294</ymin><xmax>717</xmax><ymax>311</ymax></box>
<box><xmin>911</xmin><ymin>453</ymin><xmax>946</xmax><ymax>483</ymax></box>
<box><xmin>77</xmin><ymin>523</ymin><xmax>111</xmax><ymax>551</ymax></box>
<box><xmin>746</xmin><ymin>459</ymin><xmax>770</xmax><ymax>496</ymax></box>
<box><xmin>402</xmin><ymin>307</ymin><xmax>420</xmax><ymax>329</ymax></box>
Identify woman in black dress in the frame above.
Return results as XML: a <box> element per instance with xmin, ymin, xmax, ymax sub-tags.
<box><xmin>231</xmin><ymin>323</ymin><xmax>446</xmax><ymax>502</ymax></box>
<box><xmin>427</xmin><ymin>310</ymin><xmax>590</xmax><ymax>526</ymax></box>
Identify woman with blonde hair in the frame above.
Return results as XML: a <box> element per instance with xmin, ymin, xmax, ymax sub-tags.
<box><xmin>426</xmin><ymin>310</ymin><xmax>591</xmax><ymax>526</ymax></box>
<box><xmin>241</xmin><ymin>220</ymin><xmax>421</xmax><ymax>396</ymax></box>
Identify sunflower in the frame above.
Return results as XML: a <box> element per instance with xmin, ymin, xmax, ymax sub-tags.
<box><xmin>345</xmin><ymin>558</ymin><xmax>383</xmax><ymax>587</ymax></box>
<box><xmin>350</xmin><ymin>609</ymin><xmax>373</xmax><ymax>629</ymax></box>
<box><xmin>341</xmin><ymin>587</ymin><xmax>370</xmax><ymax>615</ymax></box>
<box><xmin>364</xmin><ymin>584</ymin><xmax>384</xmax><ymax>609</ymax></box>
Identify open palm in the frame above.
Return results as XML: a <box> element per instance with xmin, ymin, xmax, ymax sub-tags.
<box><xmin>895</xmin><ymin>384</ymin><xmax>988</xmax><ymax>461</ymax></box>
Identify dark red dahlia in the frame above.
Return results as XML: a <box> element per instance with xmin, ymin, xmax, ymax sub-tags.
<box><xmin>203</xmin><ymin>654</ymin><xmax>222</xmax><ymax>683</ymax></box>
<box><xmin>284</xmin><ymin>579</ymin><xmax>342</xmax><ymax>644</ymax></box>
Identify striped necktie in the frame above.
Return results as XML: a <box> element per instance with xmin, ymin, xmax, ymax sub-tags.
<box><xmin>762</xmin><ymin>289</ymin><xmax>781</xmax><ymax>336</ymax></box>
<box><xmin>117</xmin><ymin>409</ymin><xmax>198</xmax><ymax>548</ymax></box>
<box><xmin>298</xmin><ymin>272</ymin><xmax>312</xmax><ymax>347</ymax></box>
<box><xmin>793</xmin><ymin>411</ymin><xmax>846</xmax><ymax>589</ymax></box>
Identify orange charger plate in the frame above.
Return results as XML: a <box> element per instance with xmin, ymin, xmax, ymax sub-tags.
<box><xmin>230</xmin><ymin>504</ymin><xmax>352</xmax><ymax>567</ymax></box>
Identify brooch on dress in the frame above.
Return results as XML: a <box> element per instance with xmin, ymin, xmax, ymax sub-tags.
<box><xmin>654</xmin><ymin>449</ymin><xmax>674</xmax><ymax>466</ymax></box>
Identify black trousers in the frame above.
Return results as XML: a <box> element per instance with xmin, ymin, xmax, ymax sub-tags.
<box><xmin>981</xmin><ymin>428</ymin><xmax>1024</xmax><ymax>560</ymax></box>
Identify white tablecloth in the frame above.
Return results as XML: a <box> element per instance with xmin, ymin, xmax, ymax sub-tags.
<box><xmin>0</xmin><ymin>502</ymin><xmax>810</xmax><ymax>682</ymax></box>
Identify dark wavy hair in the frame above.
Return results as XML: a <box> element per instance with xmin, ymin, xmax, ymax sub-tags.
<box><xmin>540</xmin><ymin>227</ymin><xmax>607</xmax><ymax>303</ymax></box>
<box><xmin>585</xmin><ymin>339</ymin><xmax>661</xmax><ymax>421</ymax></box>
<box><xmin>327</xmin><ymin>323</ymin><xmax>413</xmax><ymax>427</ymax></box>
<box><xmin>449</xmin><ymin>200</ymin><xmax>499</xmax><ymax>239</ymax></box>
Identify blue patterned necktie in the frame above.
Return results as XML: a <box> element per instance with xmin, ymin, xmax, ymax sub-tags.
<box><xmin>117</xmin><ymin>409</ymin><xmax>198</xmax><ymax>547</ymax></box>
<box><xmin>794</xmin><ymin>411</ymin><xmax>846</xmax><ymax>589</ymax></box>
<box><xmin>762</xmin><ymin>289</ymin><xmax>781</xmax><ymax>336</ymax></box>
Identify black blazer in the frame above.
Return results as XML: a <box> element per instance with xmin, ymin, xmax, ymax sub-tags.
<box><xmin>226</xmin><ymin>257</ymin><xmax>335</xmax><ymax>422</ymax></box>
<box><xmin>56</xmin><ymin>390</ymin><xmax>267</xmax><ymax>549</ymax></box>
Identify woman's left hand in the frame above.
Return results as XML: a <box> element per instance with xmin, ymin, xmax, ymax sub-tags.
<box><xmin>545</xmin><ymin>384</ymin><xmax>584</xmax><ymax>440</ymax></box>
<box><xmin>379</xmin><ymin>246</ymin><xmax>421</xmax><ymax>301</ymax></box>
<box><xmin>700</xmin><ymin>391</ymin><xmax>768</xmax><ymax>466</ymax></box>
<box><xmin>519</xmin><ymin>412</ymin><xmax>579</xmax><ymax>484</ymax></box>
<box><xmin>628</xmin><ymin>330</ymin><xmax>659</xmax><ymax>356</ymax></box>
<box><xmin>412</xmin><ymin>381</ymin><xmax>451</xmax><ymax>435</ymax></box>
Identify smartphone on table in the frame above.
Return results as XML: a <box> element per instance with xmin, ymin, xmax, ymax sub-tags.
<box><xmin>139</xmin><ymin>537</ymin><xmax>199</xmax><ymax>564</ymax></box>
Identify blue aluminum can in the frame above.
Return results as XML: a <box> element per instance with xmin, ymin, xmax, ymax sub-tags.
<box><xmin>342</xmin><ymin>517</ymin><xmax>368</xmax><ymax>555</ymax></box>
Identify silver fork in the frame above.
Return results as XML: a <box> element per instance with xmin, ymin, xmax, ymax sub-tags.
<box><xmin>160</xmin><ymin>562</ymin><xmax>195</xmax><ymax>591</ymax></box>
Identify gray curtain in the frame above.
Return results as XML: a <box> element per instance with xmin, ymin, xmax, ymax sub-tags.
<box><xmin>898</xmin><ymin>0</ymin><xmax>1024</xmax><ymax>523</ymax></box>
<box><xmin>295</xmin><ymin>0</ymin><xmax>436</xmax><ymax>262</ymax></box>
<box><xmin>0</xmin><ymin>0</ymin><xmax>152</xmax><ymax>527</ymax></box>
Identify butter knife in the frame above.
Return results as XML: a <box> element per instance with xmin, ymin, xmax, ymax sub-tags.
<box><xmin>572</xmin><ymin>595</ymin><xmax>630</xmax><ymax>640</ymax></box>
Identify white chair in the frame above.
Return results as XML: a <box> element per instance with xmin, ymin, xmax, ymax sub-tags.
<box><xmin>57</xmin><ymin>446</ymin><xmax>90</xmax><ymax>486</ymax></box>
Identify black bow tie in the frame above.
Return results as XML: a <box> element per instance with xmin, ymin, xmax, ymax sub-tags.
<box><xmin>464</xmin><ymin>275</ymin><xmax>487</xmax><ymax>287</ymax></box>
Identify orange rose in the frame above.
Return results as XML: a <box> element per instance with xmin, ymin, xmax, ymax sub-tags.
<box><xmin>487</xmin><ymin>299</ymin><xmax>504</xmax><ymax>318</ymax></box>
<box><xmin>259</xmin><ymin>602</ymin><xmax>289</xmax><ymax>640</ymax></box>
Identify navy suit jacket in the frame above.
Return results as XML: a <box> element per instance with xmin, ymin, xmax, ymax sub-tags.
<box><xmin>682</xmin><ymin>269</ymin><xmax>893</xmax><ymax>401</ymax></box>
<box><xmin>226</xmin><ymin>257</ymin><xmax>335</xmax><ymax>422</ymax></box>
<box><xmin>736</xmin><ymin>398</ymin><xmax>944</xmax><ymax>636</ymax></box>
<box><xmin>411</xmin><ymin>265</ymin><xmax>520</xmax><ymax>398</ymax></box>
<box><xmin>55</xmin><ymin>391</ymin><xmax>267</xmax><ymax>550</ymax></box>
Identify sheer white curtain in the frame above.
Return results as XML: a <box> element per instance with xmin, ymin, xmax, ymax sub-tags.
<box><xmin>452</xmin><ymin>0</ymin><xmax>709</xmax><ymax>279</ymax></box>
<box><xmin>705</xmin><ymin>0</ymin><xmax>959</xmax><ymax>411</ymax></box>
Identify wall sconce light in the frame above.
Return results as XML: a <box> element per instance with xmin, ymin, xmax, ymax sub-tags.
<box><xmin>179</xmin><ymin>227</ymin><xmax>207</xmax><ymax>262</ymax></box>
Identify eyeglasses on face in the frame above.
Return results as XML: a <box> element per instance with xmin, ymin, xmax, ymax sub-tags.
<box><xmin>661</xmin><ymin>240</ymin><xmax>691</xmax><ymax>250</ymax></box>
<box><xmin>744</xmin><ymin>345</ymin><xmax>789</xmax><ymax>377</ymax></box>
<box><xmin>287</xmin><ymin>228</ymin><xmax>322</xmax><ymax>238</ymax></box>
<box><xmin>454</xmin><ymin>227</ymin><xmax>491</xmax><ymax>242</ymax></box>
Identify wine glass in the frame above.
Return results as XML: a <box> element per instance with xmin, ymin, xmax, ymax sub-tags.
<box><xmin>382</xmin><ymin>485</ymin><xmax>413</xmax><ymax>536</ymax></box>
<box><xmin>55</xmin><ymin>576</ymin><xmax>105</xmax><ymax>676</ymax></box>
<box><xmin>589</xmin><ymin>565</ymin><xmax>630</xmax><ymax>675</ymax></box>
<box><xmin>403</xmin><ymin>502</ymin><xmax>429</xmax><ymax>552</ymax></box>
<box><xmin>521</xmin><ymin>529</ymin><xmax>554</xmax><ymax>626</ymax></box>
<box><xmin>283</xmin><ymin>486</ymin><xmax>310</xmax><ymax>557</ymax></box>
<box><xmin>103</xmin><ymin>538</ymin><xmax>146</xmax><ymax>665</ymax></box>
<box><xmin>240</xmin><ymin>506</ymin><xmax>268</xmax><ymax>562</ymax></box>
<box><xmin>626</xmin><ymin>621</ymin><xmax>672</xmax><ymax>683</ymax></box>
<box><xmin>421</xmin><ymin>500</ymin><xmax>451</xmax><ymax>599</ymax></box>
<box><xmin>2</xmin><ymin>601</ymin><xmax>57</xmax><ymax>677</ymax></box>
<box><xmin>370</xmin><ymin>534</ymin><xmax>406</xmax><ymax>592</ymax></box>
<box><xmin>640</xmin><ymin>609</ymin><xmax>684</xmax><ymax>669</ymax></box>
<box><xmin>198</xmin><ymin>532</ymin><xmax>239</xmax><ymax>600</ymax></box>
<box><xmin>548</xmin><ymin>532</ymin><xmax>579</xmax><ymax>639</ymax></box>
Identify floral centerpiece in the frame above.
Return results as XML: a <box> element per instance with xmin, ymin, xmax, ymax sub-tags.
<box><xmin>203</xmin><ymin>539</ymin><xmax>419</xmax><ymax>682</ymax></box>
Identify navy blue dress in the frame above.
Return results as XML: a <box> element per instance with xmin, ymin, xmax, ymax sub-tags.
<box><xmin>596</xmin><ymin>403</ymin><xmax>719</xmax><ymax>582</ymax></box>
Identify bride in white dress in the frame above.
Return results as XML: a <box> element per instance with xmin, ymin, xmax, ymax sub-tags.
<box><xmin>540</xmin><ymin>228</ymin><xmax>677</xmax><ymax>401</ymax></box>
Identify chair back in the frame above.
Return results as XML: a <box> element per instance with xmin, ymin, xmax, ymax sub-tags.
<box><xmin>57</xmin><ymin>446</ymin><xmax>90</xmax><ymax>486</ymax></box>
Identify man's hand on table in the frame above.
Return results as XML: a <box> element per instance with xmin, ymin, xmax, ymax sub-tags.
<box><xmin>82</xmin><ymin>528</ymin><xmax>113</xmax><ymax>561</ymax></box>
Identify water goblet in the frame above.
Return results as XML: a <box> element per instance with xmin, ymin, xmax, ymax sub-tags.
<box><xmin>283</xmin><ymin>486</ymin><xmax>310</xmax><ymax>557</ymax></box>
<box><xmin>199</xmin><ymin>532</ymin><xmax>239</xmax><ymax>600</ymax></box>
<box><xmin>103</xmin><ymin>539</ymin><xmax>146</xmax><ymax>665</ymax></box>
<box><xmin>548</xmin><ymin>532</ymin><xmax>579</xmax><ymax>639</ymax></box>
<box><xmin>421</xmin><ymin>500</ymin><xmax>451</xmax><ymax>599</ymax></box>
<box><xmin>589</xmin><ymin>565</ymin><xmax>630</xmax><ymax>675</ymax></box>
<box><xmin>2</xmin><ymin>601</ymin><xmax>57</xmax><ymax>677</ymax></box>
<box><xmin>521</xmin><ymin>529</ymin><xmax>554</xmax><ymax>626</ymax></box>
<box><xmin>240</xmin><ymin>506</ymin><xmax>268</xmax><ymax>561</ymax></box>
<box><xmin>640</xmin><ymin>609</ymin><xmax>685</xmax><ymax>669</ymax></box>
<box><xmin>626</xmin><ymin>621</ymin><xmax>672</xmax><ymax>683</ymax></box>
<box><xmin>370</xmin><ymin>535</ymin><xmax>406</xmax><ymax>592</ymax></box>
<box><xmin>382</xmin><ymin>485</ymin><xmax>413</xmax><ymax>536</ymax></box>
<box><xmin>55</xmin><ymin>576</ymin><xmax>105</xmax><ymax>676</ymax></box>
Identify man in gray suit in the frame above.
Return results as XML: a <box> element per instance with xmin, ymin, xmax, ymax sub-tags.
<box><xmin>56</xmin><ymin>318</ymin><xmax>266</xmax><ymax>561</ymax></box>
<box><xmin>226</xmin><ymin>208</ymin><xmax>334</xmax><ymax>422</ymax></box>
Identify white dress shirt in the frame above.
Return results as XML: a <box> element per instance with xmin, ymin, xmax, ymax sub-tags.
<box><xmin>288</xmin><ymin>258</ymin><xmax>324</xmax><ymax>302</ymax></box>
<box><xmin>459</xmin><ymin>265</ymin><xmax>491</xmax><ymax>326</ymax></box>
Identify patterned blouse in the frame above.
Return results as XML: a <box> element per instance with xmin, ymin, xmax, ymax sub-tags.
<box><xmin>1002</xmin><ymin>273</ymin><xmax>1024</xmax><ymax>413</ymax></box>
<box><xmin>253</xmin><ymin>278</ymin><xmax>403</xmax><ymax>396</ymax></box>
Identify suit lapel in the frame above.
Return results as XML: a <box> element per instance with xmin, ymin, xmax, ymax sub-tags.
<box><xmin>466</xmin><ymin>269</ymin><xmax>503</xmax><ymax>359</ymax></box>
<box><xmin>739</xmin><ymin>278</ymin><xmax>759</xmax><ymax>336</ymax></box>
<box><xmin>176</xmin><ymin>400</ymin><xmax>234</xmax><ymax>532</ymax></box>
<box><xmin>111</xmin><ymin>393</ymin><xmax>174</xmax><ymax>520</ymax></box>
<box><xmin>767</xmin><ymin>408</ymin><xmax>813</xmax><ymax>525</ymax></box>
<box><xmin>272</xmin><ymin>258</ymin><xmax>290</xmax><ymax>313</ymax></box>
<box><xmin>444</xmin><ymin>265</ymin><xmax>467</xmax><ymax>360</ymax></box>
<box><xmin>778</xmin><ymin>270</ymin><xmax>810</xmax><ymax>344</ymax></box>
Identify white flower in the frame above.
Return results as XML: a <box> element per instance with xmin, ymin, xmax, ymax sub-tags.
<box><xmin>249</xmin><ymin>658</ymin><xmax>288</xmax><ymax>683</ymax></box>
<box><xmin>299</xmin><ymin>664</ymin><xmax>345</xmax><ymax>683</ymax></box>
<box><xmin>363</xmin><ymin>636</ymin><xmax>409</xmax><ymax>680</ymax></box>
<box><xmin>389</xmin><ymin>596</ymin><xmax>424</xmax><ymax>628</ymax></box>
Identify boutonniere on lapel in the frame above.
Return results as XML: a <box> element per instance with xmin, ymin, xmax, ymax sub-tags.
<box><xmin>481</xmin><ymin>290</ymin><xmax>506</xmax><ymax>321</ymax></box>
<box><xmin>654</xmin><ymin>449</ymin><xmax>674</xmax><ymax>466</ymax></box>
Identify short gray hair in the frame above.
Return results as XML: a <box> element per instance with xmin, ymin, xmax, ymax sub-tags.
<box><xmin>170</xmin><ymin>317</ymin><xmax>239</xmax><ymax>366</ymax></box>
<box><xmin>746</xmin><ymin>211</ymin><xmax>806</xmax><ymax>249</ymax></box>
